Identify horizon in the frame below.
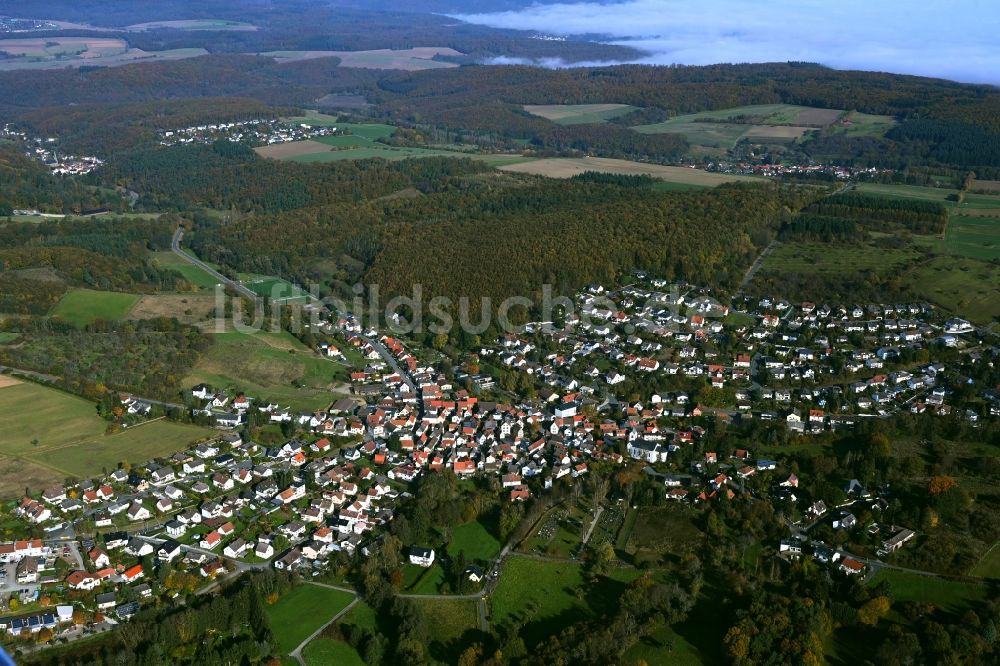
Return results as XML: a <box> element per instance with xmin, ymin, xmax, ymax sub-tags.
<box><xmin>454</xmin><ymin>0</ymin><xmax>1000</xmax><ymax>85</ymax></box>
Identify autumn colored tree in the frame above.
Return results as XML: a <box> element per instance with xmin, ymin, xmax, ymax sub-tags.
<box><xmin>928</xmin><ymin>475</ymin><xmax>957</xmax><ymax>495</ymax></box>
<box><xmin>858</xmin><ymin>596</ymin><xmax>891</xmax><ymax>626</ymax></box>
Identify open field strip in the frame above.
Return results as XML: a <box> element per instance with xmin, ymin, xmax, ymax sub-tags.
<box><xmin>498</xmin><ymin>156</ymin><xmax>761</xmax><ymax>185</ymax></box>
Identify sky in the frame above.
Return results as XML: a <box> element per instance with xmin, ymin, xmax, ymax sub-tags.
<box><xmin>454</xmin><ymin>0</ymin><xmax>1000</xmax><ymax>84</ymax></box>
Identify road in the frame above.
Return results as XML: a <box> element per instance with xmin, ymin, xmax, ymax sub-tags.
<box><xmin>289</xmin><ymin>584</ymin><xmax>360</xmax><ymax>666</ymax></box>
<box><xmin>171</xmin><ymin>227</ymin><xmax>258</xmax><ymax>301</ymax></box>
<box><xmin>580</xmin><ymin>506</ymin><xmax>604</xmax><ymax>547</ymax></box>
<box><xmin>737</xmin><ymin>239</ymin><xmax>779</xmax><ymax>292</ymax></box>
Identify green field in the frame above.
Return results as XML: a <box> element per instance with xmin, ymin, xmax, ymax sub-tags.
<box><xmin>244</xmin><ymin>277</ymin><xmax>310</xmax><ymax>302</ymax></box>
<box><xmin>265</xmin><ymin>584</ymin><xmax>356</xmax><ymax>655</ymax></box>
<box><xmin>623</xmin><ymin>622</ymin><xmax>703</xmax><ymax>666</ymax></box>
<box><xmin>302</xmin><ymin>637</ymin><xmax>365</xmax><ymax>666</ymax></box>
<box><xmin>0</xmin><ymin>381</ymin><xmax>211</xmax><ymax>484</ymax></box>
<box><xmin>906</xmin><ymin>255</ymin><xmax>1000</xmax><ymax>323</ymax></box>
<box><xmin>49</xmin><ymin>288</ymin><xmax>139</xmax><ymax>326</ymax></box>
<box><xmin>826</xmin><ymin>110</ymin><xmax>898</xmax><ymax>137</ymax></box>
<box><xmin>184</xmin><ymin>329</ymin><xmax>348</xmax><ymax>410</ymax></box>
<box><xmin>970</xmin><ymin>543</ymin><xmax>1000</xmax><ymax>579</ymax></box>
<box><xmin>282</xmin><ymin>111</ymin><xmax>344</xmax><ymax>127</ymax></box>
<box><xmin>870</xmin><ymin>570</ymin><xmax>988</xmax><ymax>612</ymax></box>
<box><xmin>523</xmin><ymin>103</ymin><xmax>637</xmax><ymax>125</ymax></box>
<box><xmin>943</xmin><ymin>215</ymin><xmax>1000</xmax><ymax>261</ymax></box>
<box><xmin>633</xmin><ymin>104</ymin><xmax>841</xmax><ymax>149</ymax></box>
<box><xmin>760</xmin><ymin>242</ymin><xmax>921</xmax><ymax>275</ymax></box>
<box><xmin>853</xmin><ymin>183</ymin><xmax>958</xmax><ymax>203</ymax></box>
<box><xmin>0</xmin><ymin>333</ymin><xmax>18</xmax><ymax>344</ymax></box>
<box><xmin>448</xmin><ymin>519</ymin><xmax>501</xmax><ymax>562</ymax></box>
<box><xmin>152</xmin><ymin>251</ymin><xmax>219</xmax><ymax>289</ymax></box>
<box><xmin>290</xmin><ymin>145</ymin><xmax>471</xmax><ymax>163</ymax></box>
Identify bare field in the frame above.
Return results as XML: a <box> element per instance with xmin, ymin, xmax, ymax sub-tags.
<box><xmin>0</xmin><ymin>376</ymin><xmax>22</xmax><ymax>389</ymax></box>
<box><xmin>129</xmin><ymin>293</ymin><xmax>217</xmax><ymax>325</ymax></box>
<box><xmin>498</xmin><ymin>157</ymin><xmax>761</xmax><ymax>185</ymax></box>
<box><xmin>0</xmin><ymin>457</ymin><xmax>63</xmax><ymax>499</ymax></box>
<box><xmin>523</xmin><ymin>103</ymin><xmax>634</xmax><ymax>124</ymax></box>
<box><xmin>262</xmin><ymin>47</ymin><xmax>461</xmax><ymax>70</ymax></box>
<box><xmin>255</xmin><ymin>140</ymin><xmax>334</xmax><ymax>159</ymax></box>
<box><xmin>973</xmin><ymin>179</ymin><xmax>1000</xmax><ymax>192</ymax></box>
<box><xmin>127</xmin><ymin>19</ymin><xmax>257</xmax><ymax>31</ymax></box>
<box><xmin>742</xmin><ymin>125</ymin><xmax>812</xmax><ymax>141</ymax></box>
<box><xmin>0</xmin><ymin>37</ymin><xmax>126</xmax><ymax>57</ymax></box>
<box><xmin>793</xmin><ymin>108</ymin><xmax>843</xmax><ymax>126</ymax></box>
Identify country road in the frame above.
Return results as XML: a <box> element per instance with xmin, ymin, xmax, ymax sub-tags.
<box><xmin>171</xmin><ymin>227</ymin><xmax>258</xmax><ymax>301</ymax></box>
<box><xmin>738</xmin><ymin>239</ymin><xmax>779</xmax><ymax>292</ymax></box>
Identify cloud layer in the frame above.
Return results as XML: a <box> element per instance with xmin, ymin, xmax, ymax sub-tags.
<box><xmin>455</xmin><ymin>0</ymin><xmax>1000</xmax><ymax>84</ymax></box>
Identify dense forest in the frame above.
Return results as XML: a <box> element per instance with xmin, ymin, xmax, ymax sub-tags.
<box><xmin>0</xmin><ymin>146</ymin><xmax>117</xmax><ymax>214</ymax></box>
<box><xmin>5</xmin><ymin>58</ymin><xmax>1000</xmax><ymax>170</ymax></box>
<box><xmin>0</xmin><ymin>215</ymin><xmax>192</xmax><ymax>313</ymax></box>
<box><xmin>0</xmin><ymin>317</ymin><xmax>210</xmax><ymax>400</ymax></box>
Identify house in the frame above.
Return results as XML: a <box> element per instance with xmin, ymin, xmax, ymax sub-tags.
<box><xmin>89</xmin><ymin>548</ymin><xmax>110</xmax><ymax>569</ymax></box>
<box><xmin>66</xmin><ymin>570</ymin><xmax>99</xmax><ymax>591</ymax></box>
<box><xmin>96</xmin><ymin>592</ymin><xmax>117</xmax><ymax>611</ymax></box>
<box><xmin>16</xmin><ymin>557</ymin><xmax>38</xmax><ymax>584</ymax></box>
<box><xmin>839</xmin><ymin>558</ymin><xmax>865</xmax><ymax>575</ymax></box>
<box><xmin>165</xmin><ymin>520</ymin><xmax>187</xmax><ymax>539</ymax></box>
<box><xmin>122</xmin><ymin>564</ymin><xmax>144</xmax><ymax>583</ymax></box>
<box><xmin>127</xmin><ymin>502</ymin><xmax>151</xmax><ymax>522</ymax></box>
<box><xmin>255</xmin><ymin>539</ymin><xmax>274</xmax><ymax>560</ymax></box>
<box><xmin>224</xmin><ymin>538</ymin><xmax>249</xmax><ymax>559</ymax></box>
<box><xmin>201</xmin><ymin>531</ymin><xmax>222</xmax><ymax>550</ymax></box>
<box><xmin>409</xmin><ymin>546</ymin><xmax>435</xmax><ymax>567</ymax></box>
<box><xmin>157</xmin><ymin>540</ymin><xmax>182</xmax><ymax>563</ymax></box>
<box><xmin>464</xmin><ymin>565</ymin><xmax>485</xmax><ymax>583</ymax></box>
<box><xmin>833</xmin><ymin>511</ymin><xmax>857</xmax><ymax>530</ymax></box>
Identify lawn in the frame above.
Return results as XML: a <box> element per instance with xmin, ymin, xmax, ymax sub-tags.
<box><xmin>184</xmin><ymin>329</ymin><xmax>349</xmax><ymax>411</ymax></box>
<box><xmin>448</xmin><ymin>518</ymin><xmax>501</xmax><ymax>562</ymax></box>
<box><xmin>0</xmin><ymin>332</ymin><xmax>18</xmax><ymax>344</ymax></box>
<box><xmin>265</xmin><ymin>584</ymin><xmax>356</xmax><ymax>655</ymax></box>
<box><xmin>969</xmin><ymin>542</ymin><xmax>1000</xmax><ymax>579</ymax></box>
<box><xmin>402</xmin><ymin>562</ymin><xmax>448</xmax><ymax>594</ymax></box>
<box><xmin>302</xmin><ymin>638</ymin><xmax>365</xmax><ymax>666</ymax></box>
<box><xmin>49</xmin><ymin>288</ymin><xmax>139</xmax><ymax>326</ymax></box>
<box><xmin>414</xmin><ymin>598</ymin><xmax>482</xmax><ymax>663</ymax></box>
<box><xmin>870</xmin><ymin>570</ymin><xmax>988</xmax><ymax>612</ymax></box>
<box><xmin>0</xmin><ymin>381</ymin><xmax>212</xmax><ymax>485</ymax></box>
<box><xmin>854</xmin><ymin>182</ymin><xmax>959</xmax><ymax>203</ymax></box>
<box><xmin>622</xmin><ymin>622</ymin><xmax>703</xmax><ymax>666</ymax></box>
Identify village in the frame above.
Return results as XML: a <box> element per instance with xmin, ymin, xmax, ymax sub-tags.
<box><xmin>1</xmin><ymin>273</ymin><xmax>997</xmax><ymax>648</ymax></box>
<box><xmin>156</xmin><ymin>118</ymin><xmax>341</xmax><ymax>148</ymax></box>
<box><xmin>1</xmin><ymin>123</ymin><xmax>104</xmax><ymax>176</ymax></box>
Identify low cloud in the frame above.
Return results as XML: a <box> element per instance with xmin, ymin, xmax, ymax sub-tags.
<box><xmin>455</xmin><ymin>0</ymin><xmax>1000</xmax><ymax>84</ymax></box>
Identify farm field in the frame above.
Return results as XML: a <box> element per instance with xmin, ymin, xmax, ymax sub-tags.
<box><xmin>942</xmin><ymin>215</ymin><xmax>1000</xmax><ymax>261</ymax></box>
<box><xmin>633</xmin><ymin>104</ymin><xmax>842</xmax><ymax>149</ymax></box>
<box><xmin>853</xmin><ymin>182</ymin><xmax>959</xmax><ymax>203</ymax></box>
<box><xmin>254</xmin><ymin>140</ymin><xmax>335</xmax><ymax>160</ymax></box>
<box><xmin>265</xmin><ymin>584</ymin><xmax>355</xmax><ymax>655</ymax></box>
<box><xmin>869</xmin><ymin>570</ymin><xmax>988</xmax><ymax>612</ymax></box>
<box><xmin>498</xmin><ymin>156</ymin><xmax>761</xmax><ymax>185</ymax></box>
<box><xmin>183</xmin><ymin>329</ymin><xmax>348</xmax><ymax>411</ymax></box>
<box><xmin>0</xmin><ymin>39</ymin><xmax>207</xmax><ymax>70</ymax></box>
<box><xmin>260</xmin><ymin>47</ymin><xmax>460</xmax><ymax>70</ymax></box>
<box><xmin>128</xmin><ymin>293</ymin><xmax>217</xmax><ymax>325</ymax></box>
<box><xmin>828</xmin><ymin>110</ymin><xmax>898</xmax><ymax>137</ymax></box>
<box><xmin>302</xmin><ymin>638</ymin><xmax>364</xmax><ymax>666</ymax></box>
<box><xmin>0</xmin><ymin>380</ymin><xmax>211</xmax><ymax>483</ymax></box>
<box><xmin>126</xmin><ymin>19</ymin><xmax>257</xmax><ymax>31</ymax></box>
<box><xmin>973</xmin><ymin>179</ymin><xmax>1000</xmax><ymax>192</ymax></box>
<box><xmin>523</xmin><ymin>103</ymin><xmax>636</xmax><ymax>124</ymax></box>
<box><xmin>49</xmin><ymin>288</ymin><xmax>139</xmax><ymax>326</ymax></box>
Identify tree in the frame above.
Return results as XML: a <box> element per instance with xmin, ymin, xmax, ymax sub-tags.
<box><xmin>928</xmin><ymin>475</ymin><xmax>957</xmax><ymax>495</ymax></box>
<box><xmin>858</xmin><ymin>596</ymin><xmax>891</xmax><ymax>626</ymax></box>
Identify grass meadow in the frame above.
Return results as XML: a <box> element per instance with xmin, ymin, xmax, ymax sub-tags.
<box><xmin>49</xmin><ymin>288</ymin><xmax>139</xmax><ymax>326</ymax></box>
<box><xmin>266</xmin><ymin>584</ymin><xmax>355</xmax><ymax>655</ymax></box>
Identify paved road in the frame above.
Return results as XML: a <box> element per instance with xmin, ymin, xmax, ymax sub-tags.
<box><xmin>171</xmin><ymin>227</ymin><xmax>258</xmax><ymax>301</ymax></box>
<box><xmin>580</xmin><ymin>506</ymin><xmax>604</xmax><ymax>547</ymax></box>
<box><xmin>737</xmin><ymin>239</ymin><xmax>779</xmax><ymax>292</ymax></box>
<box><xmin>289</xmin><ymin>583</ymin><xmax>359</xmax><ymax>666</ymax></box>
